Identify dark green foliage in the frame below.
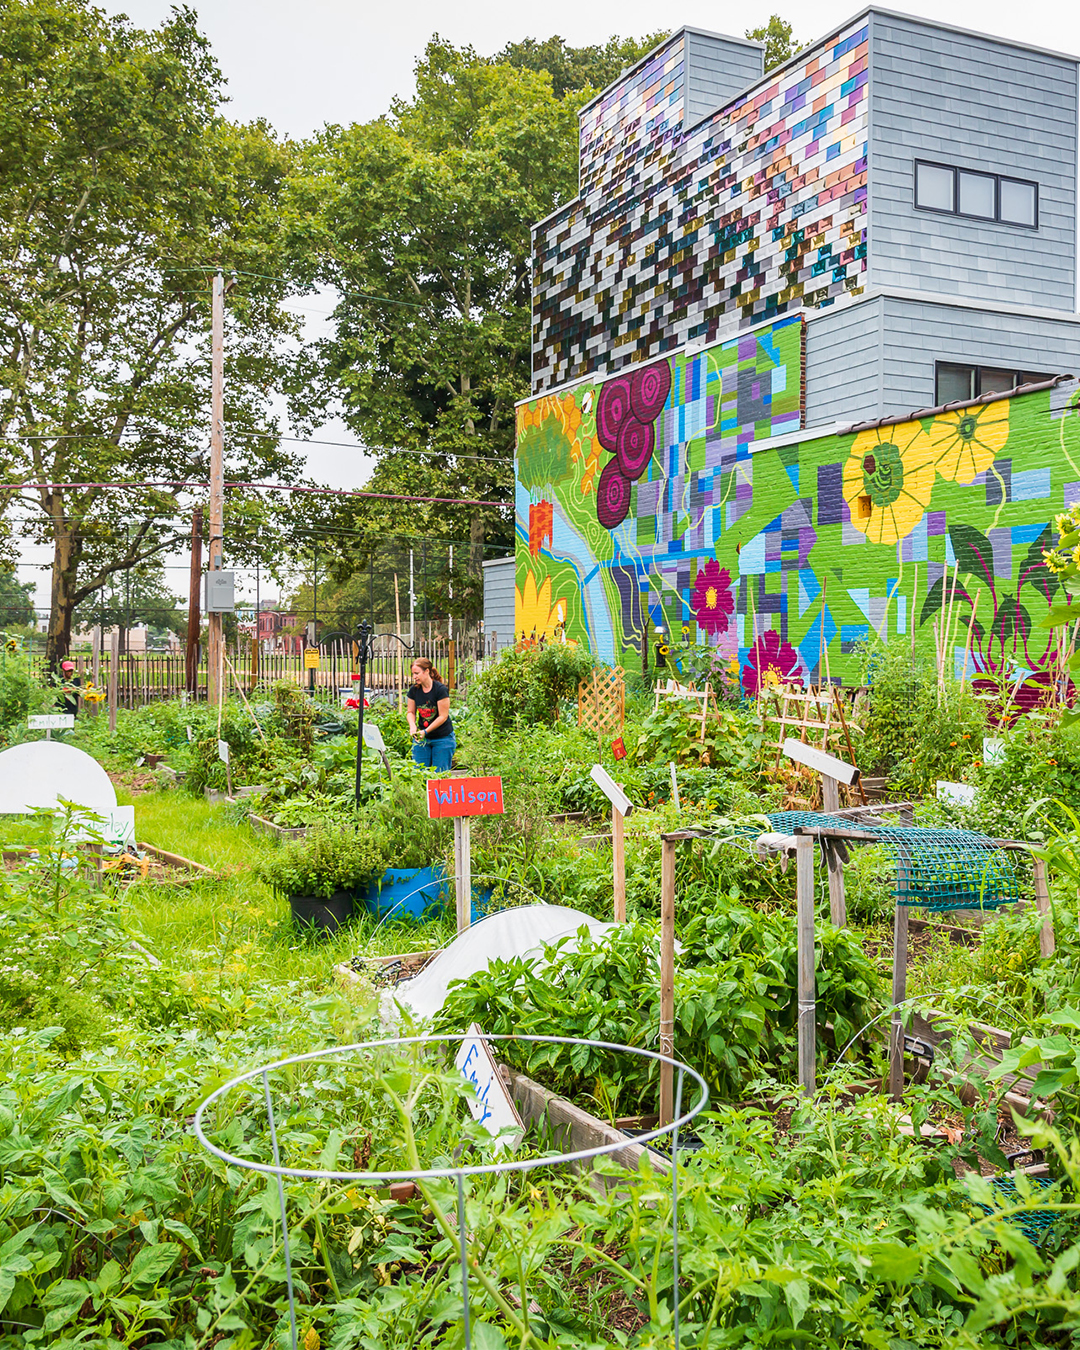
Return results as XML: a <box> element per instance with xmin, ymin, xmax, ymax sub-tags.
<box><xmin>745</xmin><ymin>14</ymin><xmax>802</xmax><ymax>71</ymax></box>
<box><xmin>435</xmin><ymin>901</ymin><xmax>881</xmax><ymax>1110</ymax></box>
<box><xmin>257</xmin><ymin>821</ymin><xmax>384</xmax><ymax>899</ymax></box>
<box><xmin>472</xmin><ymin>642</ymin><xmax>596</xmax><ymax>728</ymax></box>
<box><xmin>364</xmin><ymin>774</ymin><xmax>452</xmax><ymax>871</ymax></box>
<box><xmin>0</xmin><ymin>570</ymin><xmax>34</xmax><ymax>628</ymax></box>
<box><xmin>496</xmin><ymin>31</ymin><xmax>672</xmax><ymax>99</ymax></box>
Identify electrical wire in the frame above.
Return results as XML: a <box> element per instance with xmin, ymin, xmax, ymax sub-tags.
<box><xmin>1</xmin><ymin>480</ymin><xmax>508</xmax><ymax>507</ymax></box>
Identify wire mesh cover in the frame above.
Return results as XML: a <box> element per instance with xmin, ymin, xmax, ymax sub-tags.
<box><xmin>762</xmin><ymin>812</ymin><xmax>1022</xmax><ymax>912</ymax></box>
<box><xmin>975</xmin><ymin>1174</ymin><xmax>1073</xmax><ymax>1247</ymax></box>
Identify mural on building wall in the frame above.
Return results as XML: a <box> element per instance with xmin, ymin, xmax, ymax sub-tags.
<box><xmin>516</xmin><ymin>316</ymin><xmax>1080</xmax><ymax>710</ymax></box>
<box><xmin>533</xmin><ymin>18</ymin><xmax>869</xmax><ymax>391</ymax></box>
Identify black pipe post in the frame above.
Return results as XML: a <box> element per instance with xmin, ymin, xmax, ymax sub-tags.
<box><xmin>354</xmin><ymin>619</ymin><xmax>374</xmax><ymax>807</ymax></box>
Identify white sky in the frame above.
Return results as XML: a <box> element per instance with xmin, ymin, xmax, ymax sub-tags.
<box><xmin>14</xmin><ymin>0</ymin><xmax>1080</xmax><ymax>612</ymax></box>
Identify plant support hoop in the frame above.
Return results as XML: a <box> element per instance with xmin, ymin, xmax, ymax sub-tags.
<box><xmin>193</xmin><ymin>1033</ymin><xmax>709</xmax><ymax>1350</ymax></box>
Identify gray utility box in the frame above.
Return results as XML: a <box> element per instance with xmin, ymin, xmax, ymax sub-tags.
<box><xmin>204</xmin><ymin>570</ymin><xmax>235</xmax><ymax>613</ymax></box>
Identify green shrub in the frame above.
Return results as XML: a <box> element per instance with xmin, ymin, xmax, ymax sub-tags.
<box><xmin>258</xmin><ymin>821</ymin><xmax>385</xmax><ymax>898</ymax></box>
<box><xmin>472</xmin><ymin>642</ymin><xmax>596</xmax><ymax>728</ymax></box>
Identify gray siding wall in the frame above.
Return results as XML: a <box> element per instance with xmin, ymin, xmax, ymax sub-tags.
<box><xmin>868</xmin><ymin>12</ymin><xmax>1078</xmax><ymax>310</ymax></box>
<box><xmin>482</xmin><ymin>558</ymin><xmax>515</xmax><ymax>650</ymax></box>
<box><xmin>805</xmin><ymin>297</ymin><xmax>884</xmax><ymax>425</ymax></box>
<box><xmin>684</xmin><ymin>30</ymin><xmax>764</xmax><ymax>127</ymax></box>
<box><xmin>878</xmin><ymin>295</ymin><xmax>1080</xmax><ymax>416</ymax></box>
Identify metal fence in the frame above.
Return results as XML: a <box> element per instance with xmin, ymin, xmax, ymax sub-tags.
<box><xmin>41</xmin><ymin>631</ymin><xmax>500</xmax><ymax>710</ymax></box>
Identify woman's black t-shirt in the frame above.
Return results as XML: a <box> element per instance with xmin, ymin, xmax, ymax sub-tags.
<box><xmin>408</xmin><ymin>681</ymin><xmax>453</xmax><ymax>739</ymax></box>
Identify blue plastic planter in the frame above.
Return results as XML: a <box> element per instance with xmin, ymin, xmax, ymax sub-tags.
<box><xmin>365</xmin><ymin>866</ymin><xmax>447</xmax><ymax>923</ymax></box>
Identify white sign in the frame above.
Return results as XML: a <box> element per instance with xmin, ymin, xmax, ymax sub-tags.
<box><xmin>454</xmin><ymin>1024</ymin><xmax>523</xmax><ymax>1152</ymax></box>
<box><xmin>28</xmin><ymin>714</ymin><xmax>75</xmax><ymax>731</ymax></box>
<box><xmin>362</xmin><ymin>720</ymin><xmax>387</xmax><ymax>753</ymax></box>
<box><xmin>217</xmin><ymin>739</ymin><xmax>230</xmax><ymax>764</ymax></box>
<box><xmin>937</xmin><ymin>780</ymin><xmax>977</xmax><ymax>807</ymax></box>
<box><xmin>589</xmin><ymin>764</ymin><xmax>633</xmax><ymax>817</ymax></box>
<box><xmin>782</xmin><ymin>737</ymin><xmax>860</xmax><ymax>786</ymax></box>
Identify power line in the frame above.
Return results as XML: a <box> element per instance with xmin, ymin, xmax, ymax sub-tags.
<box><xmin>0</xmin><ymin>480</ymin><xmax>509</xmax><ymax>507</ymax></box>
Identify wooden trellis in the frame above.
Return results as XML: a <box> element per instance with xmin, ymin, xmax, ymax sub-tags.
<box><xmin>578</xmin><ymin>667</ymin><xmax>625</xmax><ymax>738</ymax></box>
<box><xmin>652</xmin><ymin>678</ymin><xmax>720</xmax><ymax>742</ymax></box>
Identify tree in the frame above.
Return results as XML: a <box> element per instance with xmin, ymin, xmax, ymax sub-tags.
<box><xmin>0</xmin><ymin>568</ymin><xmax>35</xmax><ymax>628</ymax></box>
<box><xmin>0</xmin><ymin>0</ymin><xmax>311</xmax><ymax>663</ymax></box>
<box><xmin>294</xmin><ymin>40</ymin><xmax>582</xmax><ymax>616</ymax></box>
<box><xmin>745</xmin><ymin>15</ymin><xmax>801</xmax><ymax>71</ymax></box>
<box><xmin>72</xmin><ymin>557</ymin><xmax>184</xmax><ymax>649</ymax></box>
<box><xmin>497</xmin><ymin>32</ymin><xmax>671</xmax><ymax>100</ymax></box>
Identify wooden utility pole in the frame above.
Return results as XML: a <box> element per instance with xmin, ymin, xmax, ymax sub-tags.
<box><xmin>186</xmin><ymin>506</ymin><xmax>203</xmax><ymax>698</ymax></box>
<box><xmin>207</xmin><ymin>271</ymin><xmax>225</xmax><ymax>710</ymax></box>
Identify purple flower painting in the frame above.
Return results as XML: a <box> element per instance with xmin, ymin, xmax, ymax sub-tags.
<box><xmin>691</xmin><ymin>559</ymin><xmax>734</xmax><ymax>637</ymax></box>
<box><xmin>743</xmin><ymin>629</ymin><xmax>804</xmax><ymax>696</ymax></box>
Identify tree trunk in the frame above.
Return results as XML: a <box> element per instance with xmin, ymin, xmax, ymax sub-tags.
<box><xmin>46</xmin><ymin>523</ymin><xmax>79</xmax><ymax>668</ymax></box>
<box><xmin>470</xmin><ymin>511</ymin><xmax>485</xmax><ymax>608</ymax></box>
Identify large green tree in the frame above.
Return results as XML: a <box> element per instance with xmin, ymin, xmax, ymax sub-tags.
<box><xmin>746</xmin><ymin>15</ymin><xmax>802</xmax><ymax>71</ymax></box>
<box><xmin>0</xmin><ymin>0</ymin><xmax>311</xmax><ymax>662</ymax></box>
<box><xmin>0</xmin><ymin>567</ymin><xmax>35</xmax><ymax>628</ymax></box>
<box><xmin>293</xmin><ymin>40</ymin><xmax>582</xmax><ymax>615</ymax></box>
<box><xmin>497</xmin><ymin>32</ymin><xmax>671</xmax><ymax>98</ymax></box>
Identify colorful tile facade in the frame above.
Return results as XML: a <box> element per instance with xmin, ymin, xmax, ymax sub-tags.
<box><xmin>533</xmin><ymin>19</ymin><xmax>869</xmax><ymax>392</ymax></box>
<box><xmin>516</xmin><ymin>313</ymin><xmax>1080</xmax><ymax>711</ymax></box>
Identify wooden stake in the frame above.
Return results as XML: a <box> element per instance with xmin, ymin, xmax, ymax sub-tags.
<box><xmin>454</xmin><ymin>817</ymin><xmax>472</xmax><ymax>933</ymax></box>
<box><xmin>831</xmin><ymin>686</ymin><xmax>867</xmax><ymax>806</ymax></box>
<box><xmin>796</xmin><ymin>834</ymin><xmax>816</xmax><ymax>1095</ymax></box>
<box><xmin>669</xmin><ymin>761</ymin><xmax>680</xmax><ymax>810</ymax></box>
<box><xmin>612</xmin><ymin>806</ymin><xmax>626</xmax><ymax>923</ymax></box>
<box><xmin>659</xmin><ymin>838</ymin><xmax>677</xmax><ymax>1125</ymax></box>
<box><xmin>910</xmin><ymin>567</ymin><xmax>919</xmax><ymax>668</ymax></box>
<box><xmin>1032</xmin><ymin>857</ymin><xmax>1056</xmax><ymax>958</ymax></box>
<box><xmin>960</xmin><ymin>590</ymin><xmax>981</xmax><ymax>693</ymax></box>
<box><xmin>394</xmin><ymin>575</ymin><xmax>404</xmax><ymax>714</ymax></box>
<box><xmin>944</xmin><ymin>560</ymin><xmax>961</xmax><ymax>687</ymax></box>
<box><xmin>889</xmin><ymin>901</ymin><xmax>909</xmax><ymax>1101</ymax></box>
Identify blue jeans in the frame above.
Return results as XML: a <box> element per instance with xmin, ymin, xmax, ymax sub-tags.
<box><xmin>412</xmin><ymin>736</ymin><xmax>456</xmax><ymax>771</ymax></box>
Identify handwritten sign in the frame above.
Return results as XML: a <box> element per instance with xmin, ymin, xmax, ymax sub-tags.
<box><xmin>454</xmin><ymin>1024</ymin><xmax>523</xmax><ymax>1151</ymax></box>
<box><xmin>28</xmin><ymin>714</ymin><xmax>75</xmax><ymax>730</ymax></box>
<box><xmin>362</xmin><ymin>721</ymin><xmax>386</xmax><ymax>753</ymax></box>
<box><xmin>427</xmin><ymin>775</ymin><xmax>504</xmax><ymax>819</ymax></box>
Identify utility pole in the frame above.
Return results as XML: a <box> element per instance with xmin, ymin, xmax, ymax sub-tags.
<box><xmin>207</xmin><ymin>271</ymin><xmax>225</xmax><ymax>710</ymax></box>
<box><xmin>186</xmin><ymin>506</ymin><xmax>203</xmax><ymax>697</ymax></box>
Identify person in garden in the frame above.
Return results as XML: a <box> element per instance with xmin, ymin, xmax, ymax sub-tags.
<box><xmin>59</xmin><ymin>659</ymin><xmax>81</xmax><ymax>717</ymax></box>
<box><xmin>406</xmin><ymin>658</ymin><xmax>455</xmax><ymax>769</ymax></box>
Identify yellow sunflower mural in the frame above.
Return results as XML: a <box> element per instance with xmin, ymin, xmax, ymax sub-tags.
<box><xmin>515</xmin><ymin>571</ymin><xmax>567</xmax><ymax>640</ymax></box>
<box><xmin>842</xmin><ymin>421</ymin><xmax>936</xmax><ymax>546</ymax></box>
<box><xmin>927</xmin><ymin>399</ymin><xmax>1010</xmax><ymax>484</ymax></box>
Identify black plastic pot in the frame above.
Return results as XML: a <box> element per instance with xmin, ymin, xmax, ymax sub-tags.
<box><xmin>289</xmin><ymin>889</ymin><xmax>353</xmax><ymax>935</ymax></box>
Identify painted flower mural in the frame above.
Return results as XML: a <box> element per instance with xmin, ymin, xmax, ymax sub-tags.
<box><xmin>842</xmin><ymin>421</ymin><xmax>936</xmax><ymax>546</ymax></box>
<box><xmin>692</xmin><ymin>559</ymin><xmax>734</xmax><ymax>637</ymax></box>
<box><xmin>928</xmin><ymin>400</ymin><xmax>1009</xmax><ymax>484</ymax></box>
<box><xmin>743</xmin><ymin>629</ymin><xmax>804</xmax><ymax>696</ymax></box>
<box><xmin>592</xmin><ymin>359</ymin><xmax>671</xmax><ymax>529</ymax></box>
<box><xmin>515</xmin><ymin>571</ymin><xmax>566</xmax><ymax>641</ymax></box>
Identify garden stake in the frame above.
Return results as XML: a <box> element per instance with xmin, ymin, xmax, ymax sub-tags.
<box><xmin>796</xmin><ymin>834</ymin><xmax>816</xmax><ymax>1094</ymax></box>
<box><xmin>659</xmin><ymin>838</ymin><xmax>677</xmax><ymax>1124</ymax></box>
<box><xmin>890</xmin><ymin>849</ymin><xmax>911</xmax><ymax>1102</ymax></box>
<box><xmin>1032</xmin><ymin>857</ymin><xmax>1056</xmax><ymax>958</ymax></box>
<box><xmin>612</xmin><ymin>801</ymin><xmax>626</xmax><ymax>923</ymax></box>
<box><xmin>263</xmin><ymin>1071</ymin><xmax>298</xmax><ymax>1350</ymax></box>
<box><xmin>672</xmin><ymin>1067</ymin><xmax>684</xmax><ymax>1350</ymax></box>
<box><xmin>223</xmin><ymin>650</ymin><xmax>268</xmax><ymax>745</ymax></box>
<box><xmin>960</xmin><ymin>590</ymin><xmax>981</xmax><ymax>693</ymax></box>
<box><xmin>456</xmin><ymin>1172</ymin><xmax>472</xmax><ymax>1350</ymax></box>
<box><xmin>669</xmin><ymin>761</ymin><xmax>680</xmax><ymax>810</ymax></box>
<box><xmin>909</xmin><ymin>567</ymin><xmax>919</xmax><ymax>668</ymax></box>
<box><xmin>831</xmin><ymin>686</ymin><xmax>867</xmax><ymax>808</ymax></box>
<box><xmin>108</xmin><ymin>629</ymin><xmax>118</xmax><ymax>732</ymax></box>
<box><xmin>944</xmin><ymin>560</ymin><xmax>962</xmax><ymax>686</ymax></box>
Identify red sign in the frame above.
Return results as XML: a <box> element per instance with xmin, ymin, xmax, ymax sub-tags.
<box><xmin>427</xmin><ymin>776</ymin><xmax>505</xmax><ymax>819</ymax></box>
<box><xmin>611</xmin><ymin>737</ymin><xmax>627</xmax><ymax>760</ymax></box>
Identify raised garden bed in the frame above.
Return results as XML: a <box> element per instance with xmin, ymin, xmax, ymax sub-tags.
<box><xmin>249</xmin><ymin>812</ymin><xmax>308</xmax><ymax>841</ymax></box>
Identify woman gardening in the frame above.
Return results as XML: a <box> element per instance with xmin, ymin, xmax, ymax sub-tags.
<box><xmin>407</xmin><ymin>658</ymin><xmax>455</xmax><ymax>770</ymax></box>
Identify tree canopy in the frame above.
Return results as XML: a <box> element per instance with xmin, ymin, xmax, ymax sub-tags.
<box><xmin>0</xmin><ymin>0</ymin><xmax>312</xmax><ymax>661</ymax></box>
<box><xmin>745</xmin><ymin>15</ymin><xmax>802</xmax><ymax>72</ymax></box>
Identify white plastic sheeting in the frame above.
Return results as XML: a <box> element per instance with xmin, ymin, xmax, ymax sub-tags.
<box><xmin>0</xmin><ymin>741</ymin><xmax>117</xmax><ymax>816</ymax></box>
<box><xmin>382</xmin><ymin>904</ymin><xmax>613</xmax><ymax>1025</ymax></box>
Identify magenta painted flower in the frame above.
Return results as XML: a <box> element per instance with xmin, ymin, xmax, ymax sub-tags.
<box><xmin>743</xmin><ymin>629</ymin><xmax>804</xmax><ymax>697</ymax></box>
<box><xmin>692</xmin><ymin>559</ymin><xmax>734</xmax><ymax>636</ymax></box>
<box><xmin>596</xmin><ymin>458</ymin><xmax>632</xmax><ymax>529</ymax></box>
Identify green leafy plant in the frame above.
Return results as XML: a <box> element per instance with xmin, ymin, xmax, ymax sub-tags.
<box><xmin>472</xmin><ymin>642</ymin><xmax>596</xmax><ymax>728</ymax></box>
<box><xmin>257</xmin><ymin>822</ymin><xmax>384</xmax><ymax>899</ymax></box>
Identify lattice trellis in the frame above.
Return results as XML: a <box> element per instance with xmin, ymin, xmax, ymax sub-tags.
<box><xmin>578</xmin><ymin>667</ymin><xmax>625</xmax><ymax>737</ymax></box>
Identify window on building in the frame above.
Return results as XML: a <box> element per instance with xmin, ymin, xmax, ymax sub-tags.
<box><xmin>934</xmin><ymin>362</ymin><xmax>1055</xmax><ymax>405</ymax></box>
<box><xmin>914</xmin><ymin>161</ymin><xmax>1038</xmax><ymax>229</ymax></box>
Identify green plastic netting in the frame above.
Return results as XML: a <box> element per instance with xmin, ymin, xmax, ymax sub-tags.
<box><xmin>759</xmin><ymin>811</ymin><xmax>1022</xmax><ymax>912</ymax></box>
<box><xmin>975</xmin><ymin>1175</ymin><xmax>1074</xmax><ymax>1247</ymax></box>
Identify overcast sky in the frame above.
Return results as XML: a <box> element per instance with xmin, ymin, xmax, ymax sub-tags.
<box><xmin>15</xmin><ymin>0</ymin><xmax>1080</xmax><ymax>611</ymax></box>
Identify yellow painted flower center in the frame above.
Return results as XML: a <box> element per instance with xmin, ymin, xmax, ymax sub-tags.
<box><xmin>705</xmin><ymin>585</ymin><xmax>718</xmax><ymax>609</ymax></box>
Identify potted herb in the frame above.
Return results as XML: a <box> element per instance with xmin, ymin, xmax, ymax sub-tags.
<box><xmin>364</xmin><ymin>778</ymin><xmax>453</xmax><ymax>922</ymax></box>
<box><xmin>258</xmin><ymin>822</ymin><xmax>384</xmax><ymax>935</ymax></box>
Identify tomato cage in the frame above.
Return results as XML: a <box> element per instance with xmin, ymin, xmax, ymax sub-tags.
<box><xmin>193</xmin><ymin>1034</ymin><xmax>709</xmax><ymax>1350</ymax></box>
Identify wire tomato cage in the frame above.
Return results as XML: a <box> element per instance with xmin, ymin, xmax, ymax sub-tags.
<box><xmin>193</xmin><ymin>1033</ymin><xmax>709</xmax><ymax>1350</ymax></box>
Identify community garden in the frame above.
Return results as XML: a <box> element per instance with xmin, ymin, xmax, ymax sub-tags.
<box><xmin>2</xmin><ymin>630</ymin><xmax>1080</xmax><ymax>1349</ymax></box>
